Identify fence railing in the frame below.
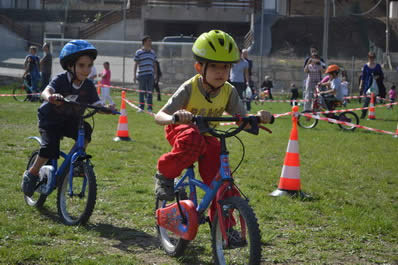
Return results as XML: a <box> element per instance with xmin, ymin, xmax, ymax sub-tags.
<box><xmin>145</xmin><ymin>0</ymin><xmax>261</xmax><ymax>10</ymax></box>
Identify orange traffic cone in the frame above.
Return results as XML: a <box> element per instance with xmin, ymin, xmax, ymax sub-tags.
<box><xmin>270</xmin><ymin>106</ymin><xmax>310</xmax><ymax>199</ymax></box>
<box><xmin>114</xmin><ymin>91</ymin><xmax>133</xmax><ymax>142</ymax></box>
<box><xmin>97</xmin><ymin>81</ymin><xmax>101</xmax><ymax>96</ymax></box>
<box><xmin>367</xmin><ymin>93</ymin><xmax>376</xmax><ymax>120</ymax></box>
<box><xmin>394</xmin><ymin>123</ymin><xmax>398</xmax><ymax>138</ymax></box>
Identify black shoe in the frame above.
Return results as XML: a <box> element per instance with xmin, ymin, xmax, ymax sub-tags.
<box><xmin>21</xmin><ymin>171</ymin><xmax>39</xmax><ymax>197</ymax></box>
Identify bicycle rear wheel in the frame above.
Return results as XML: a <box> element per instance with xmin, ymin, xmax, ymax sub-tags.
<box><xmin>298</xmin><ymin>110</ymin><xmax>318</xmax><ymax>129</ymax></box>
<box><xmin>155</xmin><ymin>190</ymin><xmax>189</xmax><ymax>257</ymax></box>
<box><xmin>13</xmin><ymin>84</ymin><xmax>29</xmax><ymax>102</ymax></box>
<box><xmin>23</xmin><ymin>150</ymin><xmax>48</xmax><ymax>208</ymax></box>
<box><xmin>57</xmin><ymin>160</ymin><xmax>97</xmax><ymax>225</ymax></box>
<box><xmin>212</xmin><ymin>196</ymin><xmax>262</xmax><ymax>265</ymax></box>
<box><xmin>338</xmin><ymin>111</ymin><xmax>359</xmax><ymax>131</ymax></box>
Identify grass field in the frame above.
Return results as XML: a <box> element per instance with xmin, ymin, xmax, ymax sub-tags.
<box><xmin>0</xmin><ymin>84</ymin><xmax>397</xmax><ymax>265</ymax></box>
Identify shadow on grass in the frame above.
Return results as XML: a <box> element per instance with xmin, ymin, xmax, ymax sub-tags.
<box><xmin>86</xmin><ymin>222</ymin><xmax>211</xmax><ymax>265</ymax></box>
<box><xmin>37</xmin><ymin>206</ymin><xmax>62</xmax><ymax>224</ymax></box>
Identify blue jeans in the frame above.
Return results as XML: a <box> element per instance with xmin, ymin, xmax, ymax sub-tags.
<box><xmin>138</xmin><ymin>74</ymin><xmax>154</xmax><ymax>111</ymax></box>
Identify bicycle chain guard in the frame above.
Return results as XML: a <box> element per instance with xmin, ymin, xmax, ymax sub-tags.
<box><xmin>156</xmin><ymin>200</ymin><xmax>199</xmax><ymax>241</ymax></box>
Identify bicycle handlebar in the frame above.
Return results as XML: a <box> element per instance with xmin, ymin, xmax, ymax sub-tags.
<box><xmin>172</xmin><ymin>115</ymin><xmax>274</xmax><ymax>138</ymax></box>
<box><xmin>62</xmin><ymin>98</ymin><xmax>120</xmax><ymax>116</ymax></box>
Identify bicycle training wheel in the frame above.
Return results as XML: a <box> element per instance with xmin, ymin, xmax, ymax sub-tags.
<box><xmin>212</xmin><ymin>196</ymin><xmax>262</xmax><ymax>265</ymax></box>
<box><xmin>57</xmin><ymin>160</ymin><xmax>97</xmax><ymax>225</ymax></box>
<box><xmin>23</xmin><ymin>150</ymin><xmax>48</xmax><ymax>208</ymax></box>
<box><xmin>298</xmin><ymin>111</ymin><xmax>318</xmax><ymax>129</ymax></box>
<box><xmin>338</xmin><ymin>111</ymin><xmax>359</xmax><ymax>131</ymax></box>
<box><xmin>13</xmin><ymin>84</ymin><xmax>29</xmax><ymax>102</ymax></box>
<box><xmin>155</xmin><ymin>189</ymin><xmax>189</xmax><ymax>257</ymax></box>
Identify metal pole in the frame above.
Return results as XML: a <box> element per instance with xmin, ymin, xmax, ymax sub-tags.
<box><xmin>259</xmin><ymin>0</ymin><xmax>264</xmax><ymax>89</ymax></box>
<box><xmin>351</xmin><ymin>56</ymin><xmax>355</xmax><ymax>96</ymax></box>
<box><xmin>322</xmin><ymin>0</ymin><xmax>330</xmax><ymax>65</ymax></box>
<box><xmin>122</xmin><ymin>0</ymin><xmax>127</xmax><ymax>87</ymax></box>
<box><xmin>386</xmin><ymin>0</ymin><xmax>392</xmax><ymax>70</ymax></box>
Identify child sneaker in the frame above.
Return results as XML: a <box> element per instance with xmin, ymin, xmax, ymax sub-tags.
<box><xmin>21</xmin><ymin>171</ymin><xmax>39</xmax><ymax>197</ymax></box>
<box><xmin>154</xmin><ymin>173</ymin><xmax>174</xmax><ymax>201</ymax></box>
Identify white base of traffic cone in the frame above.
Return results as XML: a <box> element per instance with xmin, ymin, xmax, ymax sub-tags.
<box><xmin>269</xmin><ymin>189</ymin><xmax>311</xmax><ymax>200</ymax></box>
<box><xmin>113</xmin><ymin>136</ymin><xmax>134</xmax><ymax>142</ymax></box>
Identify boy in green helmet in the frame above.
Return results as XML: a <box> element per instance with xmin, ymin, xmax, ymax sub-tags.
<box><xmin>153</xmin><ymin>30</ymin><xmax>273</xmax><ymax>203</ymax></box>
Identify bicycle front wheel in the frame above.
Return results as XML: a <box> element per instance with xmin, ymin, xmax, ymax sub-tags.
<box><xmin>13</xmin><ymin>85</ymin><xmax>29</xmax><ymax>102</ymax></box>
<box><xmin>298</xmin><ymin>111</ymin><xmax>318</xmax><ymax>129</ymax></box>
<box><xmin>338</xmin><ymin>111</ymin><xmax>359</xmax><ymax>131</ymax></box>
<box><xmin>57</xmin><ymin>161</ymin><xmax>97</xmax><ymax>226</ymax></box>
<box><xmin>212</xmin><ymin>196</ymin><xmax>262</xmax><ymax>265</ymax></box>
<box><xmin>23</xmin><ymin>150</ymin><xmax>48</xmax><ymax>208</ymax></box>
<box><xmin>155</xmin><ymin>191</ymin><xmax>189</xmax><ymax>257</ymax></box>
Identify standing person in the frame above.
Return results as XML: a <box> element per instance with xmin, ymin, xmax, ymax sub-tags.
<box><xmin>303</xmin><ymin>46</ymin><xmax>326</xmax><ymax>69</ymax></box>
<box><xmin>303</xmin><ymin>52</ymin><xmax>322</xmax><ymax>111</ymax></box>
<box><xmin>229</xmin><ymin>49</ymin><xmax>249</xmax><ymax>100</ymax></box>
<box><xmin>133</xmin><ymin>35</ymin><xmax>158</xmax><ymax>113</ymax></box>
<box><xmin>154</xmin><ymin>60</ymin><xmax>162</xmax><ymax>101</ymax></box>
<box><xmin>359</xmin><ymin>51</ymin><xmax>384</xmax><ymax>118</ymax></box>
<box><xmin>40</xmin><ymin>43</ymin><xmax>52</xmax><ymax>92</ymax></box>
<box><xmin>261</xmin><ymin>75</ymin><xmax>274</xmax><ymax>100</ymax></box>
<box><xmin>21</xmin><ymin>40</ymin><xmax>115</xmax><ymax>197</ymax></box>
<box><xmin>98</xmin><ymin>61</ymin><xmax>114</xmax><ymax>106</ymax></box>
<box><xmin>153</xmin><ymin>29</ymin><xmax>273</xmax><ymax>208</ymax></box>
<box><xmin>290</xmin><ymin>83</ymin><xmax>299</xmax><ymax>106</ymax></box>
<box><xmin>88</xmin><ymin>65</ymin><xmax>97</xmax><ymax>83</ymax></box>
<box><xmin>388</xmin><ymin>84</ymin><xmax>396</xmax><ymax>109</ymax></box>
<box><xmin>23</xmin><ymin>45</ymin><xmax>41</xmax><ymax>95</ymax></box>
<box><xmin>242</xmin><ymin>49</ymin><xmax>253</xmax><ymax>111</ymax></box>
<box><xmin>340</xmin><ymin>76</ymin><xmax>349</xmax><ymax>106</ymax></box>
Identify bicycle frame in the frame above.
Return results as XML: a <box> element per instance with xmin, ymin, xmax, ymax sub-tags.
<box><xmin>169</xmin><ymin>135</ymin><xmax>241</xmax><ymax>242</ymax></box>
<box><xmin>38</xmin><ymin>116</ymin><xmax>88</xmax><ymax>196</ymax></box>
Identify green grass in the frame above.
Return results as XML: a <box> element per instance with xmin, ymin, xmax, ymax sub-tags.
<box><xmin>0</xmin><ymin>84</ymin><xmax>397</xmax><ymax>265</ymax></box>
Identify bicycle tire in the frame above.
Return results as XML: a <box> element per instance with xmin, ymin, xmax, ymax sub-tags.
<box><xmin>23</xmin><ymin>150</ymin><xmax>48</xmax><ymax>208</ymax></box>
<box><xmin>298</xmin><ymin>110</ymin><xmax>318</xmax><ymax>129</ymax></box>
<box><xmin>212</xmin><ymin>196</ymin><xmax>262</xmax><ymax>265</ymax></box>
<box><xmin>13</xmin><ymin>84</ymin><xmax>29</xmax><ymax>102</ymax></box>
<box><xmin>155</xmin><ymin>190</ymin><xmax>189</xmax><ymax>257</ymax></box>
<box><xmin>57</xmin><ymin>160</ymin><xmax>97</xmax><ymax>226</ymax></box>
<box><xmin>338</xmin><ymin>111</ymin><xmax>359</xmax><ymax>131</ymax></box>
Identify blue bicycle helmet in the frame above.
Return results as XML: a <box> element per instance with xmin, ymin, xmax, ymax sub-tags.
<box><xmin>59</xmin><ymin>40</ymin><xmax>97</xmax><ymax>70</ymax></box>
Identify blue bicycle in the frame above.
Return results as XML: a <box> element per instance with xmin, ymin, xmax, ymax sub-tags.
<box><xmin>156</xmin><ymin>115</ymin><xmax>274</xmax><ymax>265</ymax></box>
<box><xmin>23</xmin><ymin>98</ymin><xmax>119</xmax><ymax>225</ymax></box>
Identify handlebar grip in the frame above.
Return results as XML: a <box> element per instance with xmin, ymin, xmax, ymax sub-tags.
<box><xmin>172</xmin><ymin>114</ymin><xmax>179</xmax><ymax>124</ymax></box>
<box><xmin>270</xmin><ymin>115</ymin><xmax>275</xmax><ymax>124</ymax></box>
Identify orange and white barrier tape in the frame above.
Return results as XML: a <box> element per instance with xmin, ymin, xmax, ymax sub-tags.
<box><xmin>301</xmin><ymin>113</ymin><xmax>396</xmax><ymax>136</ymax></box>
<box><xmin>0</xmin><ymin>93</ymin><xmax>40</xmax><ymax>97</ymax></box>
<box><xmin>123</xmin><ymin>97</ymin><xmax>155</xmax><ymax>116</ymax></box>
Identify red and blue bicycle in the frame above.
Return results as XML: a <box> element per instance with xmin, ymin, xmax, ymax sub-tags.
<box><xmin>156</xmin><ymin>115</ymin><xmax>274</xmax><ymax>265</ymax></box>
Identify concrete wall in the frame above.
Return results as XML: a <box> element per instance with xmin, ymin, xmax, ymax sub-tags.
<box><xmin>0</xmin><ymin>24</ymin><xmax>26</xmax><ymax>51</ymax></box>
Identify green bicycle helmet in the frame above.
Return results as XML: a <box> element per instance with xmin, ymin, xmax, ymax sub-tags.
<box><xmin>192</xmin><ymin>30</ymin><xmax>240</xmax><ymax>63</ymax></box>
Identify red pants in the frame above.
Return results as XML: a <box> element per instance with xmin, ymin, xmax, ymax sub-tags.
<box><xmin>158</xmin><ymin>124</ymin><xmax>221</xmax><ymax>221</ymax></box>
<box><xmin>158</xmin><ymin>124</ymin><xmax>220</xmax><ymax>186</ymax></box>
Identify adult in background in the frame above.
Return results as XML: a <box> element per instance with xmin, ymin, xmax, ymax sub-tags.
<box><xmin>359</xmin><ymin>51</ymin><xmax>384</xmax><ymax>118</ymax></box>
<box><xmin>242</xmin><ymin>49</ymin><xmax>253</xmax><ymax>110</ymax></box>
<box><xmin>303</xmin><ymin>46</ymin><xmax>326</xmax><ymax>69</ymax></box>
<box><xmin>40</xmin><ymin>43</ymin><xmax>52</xmax><ymax>92</ymax></box>
<box><xmin>229</xmin><ymin>49</ymin><xmax>249</xmax><ymax>100</ymax></box>
<box><xmin>303</xmin><ymin>52</ymin><xmax>322</xmax><ymax>111</ymax></box>
<box><xmin>88</xmin><ymin>65</ymin><xmax>97</xmax><ymax>83</ymax></box>
<box><xmin>133</xmin><ymin>35</ymin><xmax>158</xmax><ymax>112</ymax></box>
<box><xmin>154</xmin><ymin>60</ymin><xmax>162</xmax><ymax>101</ymax></box>
<box><xmin>23</xmin><ymin>45</ymin><xmax>41</xmax><ymax>94</ymax></box>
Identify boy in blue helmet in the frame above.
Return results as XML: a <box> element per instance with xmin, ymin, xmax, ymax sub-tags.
<box><xmin>21</xmin><ymin>40</ymin><xmax>114</xmax><ymax>197</ymax></box>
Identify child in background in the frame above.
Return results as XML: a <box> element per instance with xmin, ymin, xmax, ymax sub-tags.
<box><xmin>290</xmin><ymin>83</ymin><xmax>299</xmax><ymax>106</ymax></box>
<box><xmin>153</xmin><ymin>30</ymin><xmax>273</xmax><ymax>206</ymax></box>
<box><xmin>340</xmin><ymin>76</ymin><xmax>349</xmax><ymax>106</ymax></box>
<box><xmin>318</xmin><ymin>64</ymin><xmax>343</xmax><ymax>113</ymax></box>
<box><xmin>388</xmin><ymin>84</ymin><xmax>396</xmax><ymax>109</ymax></box>
<box><xmin>99</xmin><ymin>62</ymin><xmax>114</xmax><ymax>106</ymax></box>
